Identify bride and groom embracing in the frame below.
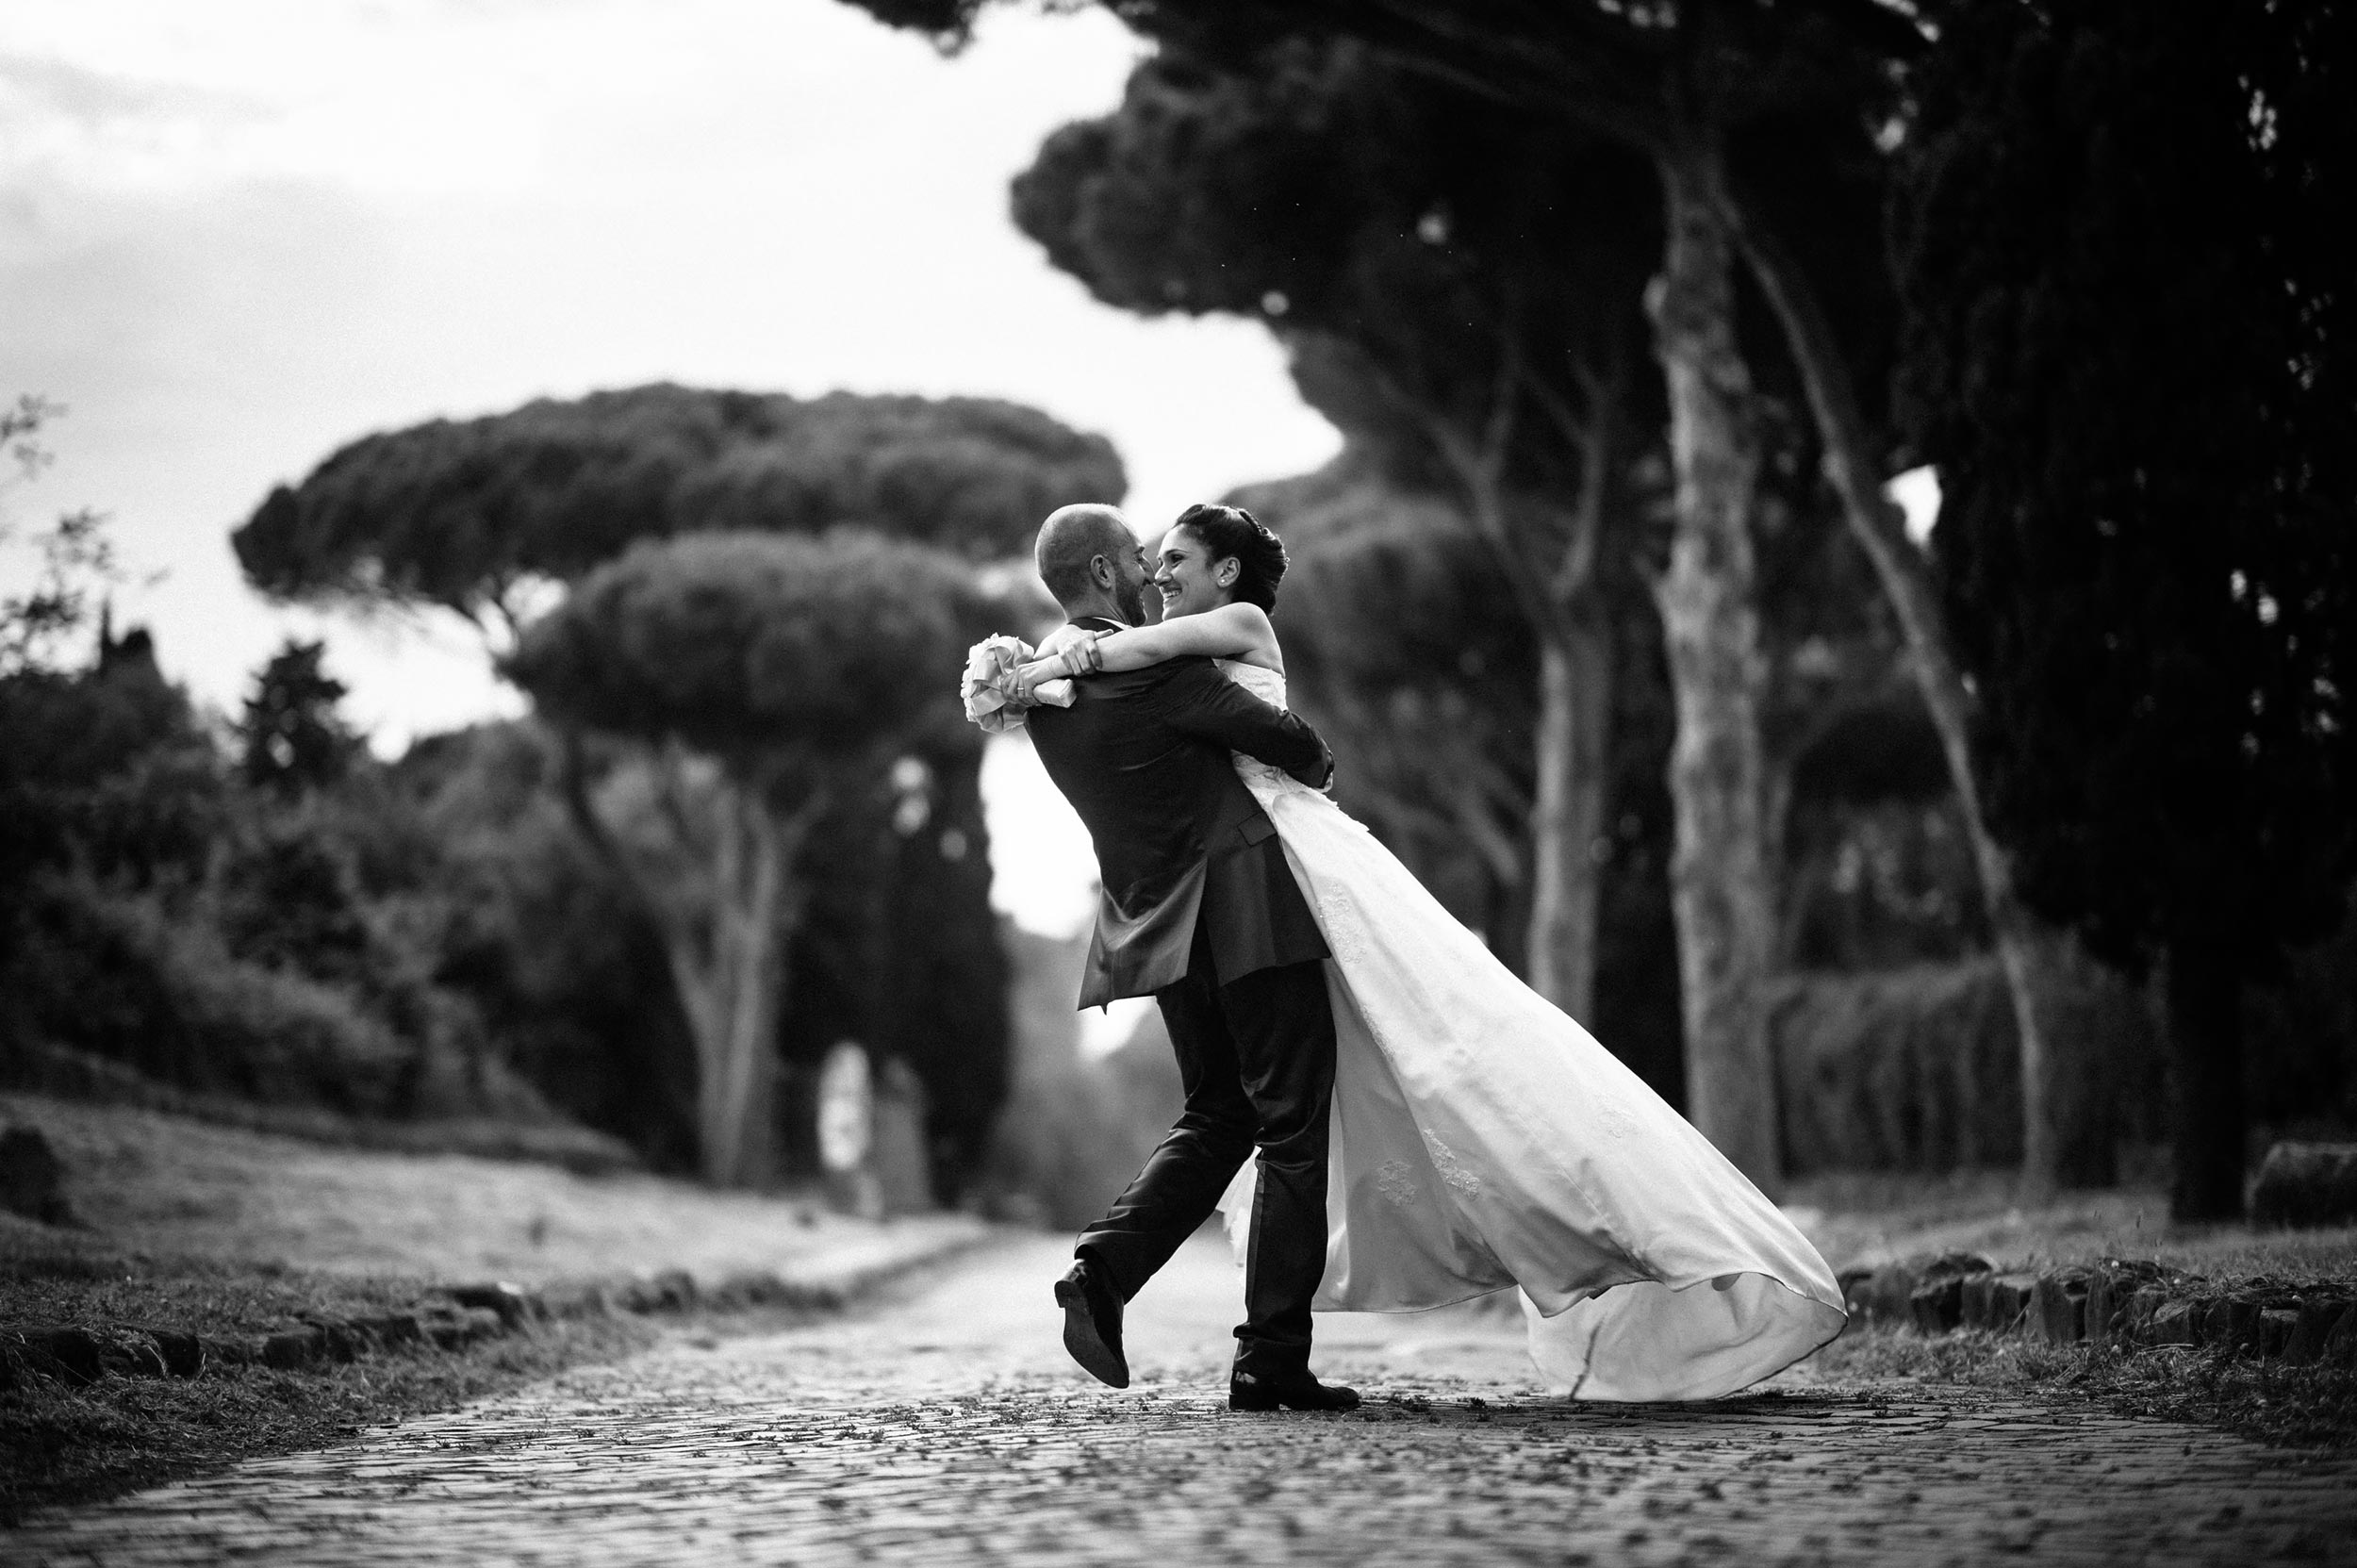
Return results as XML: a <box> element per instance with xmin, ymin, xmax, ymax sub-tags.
<box><xmin>964</xmin><ymin>501</ymin><xmax>1847</xmax><ymax>1411</ymax></box>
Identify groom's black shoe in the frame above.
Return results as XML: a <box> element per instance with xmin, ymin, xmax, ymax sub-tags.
<box><xmin>1055</xmin><ymin>1257</ymin><xmax>1129</xmax><ymax>1389</ymax></box>
<box><xmin>1228</xmin><ymin>1368</ymin><xmax>1360</xmax><ymax>1412</ymax></box>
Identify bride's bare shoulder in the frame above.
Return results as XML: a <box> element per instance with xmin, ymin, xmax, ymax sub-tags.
<box><xmin>1213</xmin><ymin>602</ymin><xmax>1284</xmax><ymax>672</ymax></box>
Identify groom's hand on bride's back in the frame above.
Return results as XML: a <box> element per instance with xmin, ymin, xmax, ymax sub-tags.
<box><xmin>1288</xmin><ymin>740</ymin><xmax>1336</xmax><ymax>794</ymax></box>
<box><xmin>1150</xmin><ymin>658</ymin><xmax>1334</xmax><ymax>789</ymax></box>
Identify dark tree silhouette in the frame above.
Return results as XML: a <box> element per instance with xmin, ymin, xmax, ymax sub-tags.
<box><xmin>503</xmin><ymin>531</ymin><xmax>982</xmax><ymax>1187</ymax></box>
<box><xmin>239</xmin><ymin>639</ymin><xmax>360</xmax><ymax>798</ymax></box>
<box><xmin>1894</xmin><ymin>0</ymin><xmax>2357</xmax><ymax>1218</ymax></box>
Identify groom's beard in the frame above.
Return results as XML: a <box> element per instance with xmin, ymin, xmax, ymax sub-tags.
<box><xmin>1113</xmin><ymin>577</ymin><xmax>1152</xmax><ymax>625</ymax></box>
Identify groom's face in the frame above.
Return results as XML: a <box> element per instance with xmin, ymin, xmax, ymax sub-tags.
<box><xmin>1099</xmin><ymin>536</ymin><xmax>1154</xmax><ymax>625</ymax></box>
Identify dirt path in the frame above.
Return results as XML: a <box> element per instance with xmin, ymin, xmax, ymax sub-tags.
<box><xmin>9</xmin><ymin>1234</ymin><xmax>2355</xmax><ymax>1565</ymax></box>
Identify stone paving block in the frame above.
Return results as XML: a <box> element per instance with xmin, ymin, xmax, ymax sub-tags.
<box><xmin>1961</xmin><ymin>1263</ymin><xmax>2036</xmax><ymax>1329</ymax></box>
<box><xmin>136</xmin><ymin>1329</ymin><xmax>205</xmax><ymax>1378</ymax></box>
<box><xmin>1976</xmin><ymin>1273</ymin><xmax>2036</xmax><ymax>1334</ymax></box>
<box><xmin>2283</xmin><ymin>1296</ymin><xmax>2351</xmax><ymax>1366</ymax></box>
<box><xmin>1903</xmin><ymin>1256</ymin><xmax>1990</xmax><ymax>1337</ymax></box>
<box><xmin>2122</xmin><ymin>1284</ymin><xmax>2174</xmax><ymax>1347</ymax></box>
<box><xmin>357</xmin><ymin>1312</ymin><xmax>424</xmax><ymax>1350</ymax></box>
<box><xmin>419</xmin><ymin>1307</ymin><xmax>504</xmax><ymax>1350</ymax></box>
<box><xmin>1860</xmin><ymin>1262</ymin><xmax>1918</xmax><ymax>1326</ymax></box>
<box><xmin>708</xmin><ymin>1269</ymin><xmax>793</xmax><ymax>1310</ymax></box>
<box><xmin>1958</xmin><ymin>1271</ymin><xmax>1996</xmax><ymax>1330</ymax></box>
<box><xmin>264</xmin><ymin>1326</ymin><xmax>327</xmax><ymax>1370</ymax></box>
<box><xmin>448</xmin><ymin>1282</ymin><xmax>537</xmax><ymax>1329</ymax></box>
<box><xmin>619</xmin><ymin>1270</ymin><xmax>700</xmax><ymax>1313</ymax></box>
<box><xmin>2325</xmin><ymin>1304</ymin><xmax>2357</xmax><ymax>1370</ymax></box>
<box><xmin>2147</xmin><ymin>1298</ymin><xmax>2202</xmax><ymax>1347</ymax></box>
<box><xmin>19</xmin><ymin>1326</ymin><xmax>105</xmax><ymax>1384</ymax></box>
<box><xmin>312</xmin><ymin>1317</ymin><xmax>379</xmax><ymax>1362</ymax></box>
<box><xmin>2030</xmin><ymin>1269</ymin><xmax>2088</xmax><ymax>1345</ymax></box>
<box><xmin>2086</xmin><ymin>1259</ymin><xmax>2167</xmax><ymax>1349</ymax></box>
<box><xmin>1908</xmin><ymin>1274</ymin><xmax>1965</xmax><ymax>1336</ymax></box>
<box><xmin>2200</xmin><ymin>1294</ymin><xmax>2262</xmax><ymax>1355</ymax></box>
<box><xmin>199</xmin><ymin>1333</ymin><xmax>262</xmax><ymax>1369</ymax></box>
<box><xmin>538</xmin><ymin>1279</ymin><xmax>616</xmax><ymax>1320</ymax></box>
<box><xmin>97</xmin><ymin>1329</ymin><xmax>170</xmax><ymax>1378</ymax></box>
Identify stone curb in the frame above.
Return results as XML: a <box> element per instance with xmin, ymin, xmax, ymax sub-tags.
<box><xmin>1836</xmin><ymin>1252</ymin><xmax>2357</xmax><ymax>1368</ymax></box>
<box><xmin>0</xmin><ymin>1229</ymin><xmax>994</xmax><ymax>1393</ymax></box>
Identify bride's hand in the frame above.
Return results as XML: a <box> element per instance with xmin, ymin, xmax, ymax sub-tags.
<box><xmin>1014</xmin><ymin>658</ymin><xmax>1064</xmax><ymax>694</ymax></box>
<box><xmin>1020</xmin><ymin>632</ymin><xmax>1104</xmax><ymax>690</ymax></box>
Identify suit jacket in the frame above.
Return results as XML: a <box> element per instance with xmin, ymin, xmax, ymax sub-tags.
<box><xmin>1027</xmin><ymin>616</ymin><xmax>1334</xmax><ymax>1007</ymax></box>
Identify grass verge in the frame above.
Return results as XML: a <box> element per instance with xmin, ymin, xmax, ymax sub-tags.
<box><xmin>0</xmin><ymin>1221</ymin><xmax>674</xmax><ymax>1523</ymax></box>
<box><xmin>2</xmin><ymin>1310</ymin><xmax>661</xmax><ymax>1525</ymax></box>
<box><xmin>1</xmin><ymin>1213</ymin><xmax>976</xmax><ymax>1523</ymax></box>
<box><xmin>1</xmin><ymin>1092</ymin><xmax>987</xmax><ymax>1524</ymax></box>
<box><xmin>1804</xmin><ymin>1326</ymin><xmax>2357</xmax><ymax>1451</ymax></box>
<box><xmin>1788</xmin><ymin>1169</ymin><xmax>2357</xmax><ymax>1284</ymax></box>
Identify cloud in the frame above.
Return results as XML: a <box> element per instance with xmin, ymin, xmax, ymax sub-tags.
<box><xmin>0</xmin><ymin>53</ymin><xmax>278</xmax><ymax>192</ymax></box>
<box><xmin>0</xmin><ymin>1</ymin><xmax>616</xmax><ymax>197</ymax></box>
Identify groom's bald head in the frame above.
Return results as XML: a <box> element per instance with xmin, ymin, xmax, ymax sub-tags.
<box><xmin>1035</xmin><ymin>503</ymin><xmax>1143</xmax><ymax>615</ymax></box>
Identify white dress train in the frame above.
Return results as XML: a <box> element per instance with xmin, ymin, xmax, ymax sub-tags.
<box><xmin>1210</xmin><ymin>660</ymin><xmax>1846</xmax><ymax>1401</ymax></box>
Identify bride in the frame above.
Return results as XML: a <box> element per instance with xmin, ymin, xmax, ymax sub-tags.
<box><xmin>1009</xmin><ymin>503</ymin><xmax>1845</xmax><ymax>1401</ymax></box>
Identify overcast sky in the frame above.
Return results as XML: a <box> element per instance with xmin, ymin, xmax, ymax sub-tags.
<box><xmin>0</xmin><ymin>0</ymin><xmax>1340</xmax><ymax>942</ymax></box>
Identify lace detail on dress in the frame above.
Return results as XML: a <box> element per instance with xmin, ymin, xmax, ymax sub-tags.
<box><xmin>1375</xmin><ymin>1159</ymin><xmax>1420</xmax><ymax>1208</ymax></box>
<box><xmin>1317</xmin><ymin>892</ymin><xmax>1371</xmax><ymax>965</ymax></box>
<box><xmin>1215</xmin><ymin>660</ymin><xmax>1299</xmax><ymax>788</ymax></box>
<box><xmin>1421</xmin><ymin>1131</ymin><xmax>1483</xmax><ymax>1197</ymax></box>
<box><xmin>1216</xmin><ymin>658</ymin><xmax>1289</xmax><ymax>708</ymax></box>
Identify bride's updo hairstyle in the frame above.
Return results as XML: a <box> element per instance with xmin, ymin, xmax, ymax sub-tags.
<box><xmin>1173</xmin><ymin>503</ymin><xmax>1288</xmax><ymax>614</ymax></box>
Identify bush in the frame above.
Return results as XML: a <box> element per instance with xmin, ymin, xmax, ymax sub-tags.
<box><xmin>2247</xmin><ymin>904</ymin><xmax>2357</xmax><ymax>1134</ymax></box>
<box><xmin>1770</xmin><ymin>952</ymin><xmax>2164</xmax><ymax>1176</ymax></box>
<box><xmin>6</xmin><ymin>873</ymin><xmax>415</xmax><ymax>1114</ymax></box>
<box><xmin>390</xmin><ymin>722</ymin><xmax>701</xmax><ymax>1171</ymax></box>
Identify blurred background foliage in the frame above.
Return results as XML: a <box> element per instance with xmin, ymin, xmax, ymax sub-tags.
<box><xmin>0</xmin><ymin>388</ymin><xmax>1095</xmax><ymax>1197</ymax></box>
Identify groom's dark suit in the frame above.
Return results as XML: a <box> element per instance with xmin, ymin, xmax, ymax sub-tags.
<box><xmin>1027</xmin><ymin>615</ymin><xmax>1341</xmax><ymax>1378</ymax></box>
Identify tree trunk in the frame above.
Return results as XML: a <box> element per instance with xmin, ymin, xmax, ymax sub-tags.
<box><xmin>1525</xmin><ymin>621</ymin><xmax>1613</xmax><ymax>1021</ymax></box>
<box><xmin>1722</xmin><ymin>189</ymin><xmax>2106</xmax><ymax>1194</ymax></box>
<box><xmin>664</xmin><ymin>785</ymin><xmax>799</xmax><ymax>1188</ymax></box>
<box><xmin>2165</xmin><ymin>942</ymin><xmax>2245</xmax><ymax>1221</ymax></box>
<box><xmin>1646</xmin><ymin>138</ymin><xmax>1781</xmax><ymax>1189</ymax></box>
<box><xmin>554</xmin><ymin>734</ymin><xmax>823</xmax><ymax>1189</ymax></box>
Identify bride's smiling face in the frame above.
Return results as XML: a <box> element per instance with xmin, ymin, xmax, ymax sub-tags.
<box><xmin>1153</xmin><ymin>525</ymin><xmax>1239</xmax><ymax>620</ymax></box>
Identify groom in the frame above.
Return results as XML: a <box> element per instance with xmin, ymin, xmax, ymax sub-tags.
<box><xmin>1023</xmin><ymin>503</ymin><xmax>1359</xmax><ymax>1412</ymax></box>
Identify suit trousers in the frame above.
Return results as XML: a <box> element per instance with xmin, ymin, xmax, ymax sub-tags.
<box><xmin>1077</xmin><ymin>920</ymin><xmax>1338</xmax><ymax>1377</ymax></box>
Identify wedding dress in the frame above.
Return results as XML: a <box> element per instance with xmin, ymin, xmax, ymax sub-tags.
<box><xmin>1209</xmin><ymin>659</ymin><xmax>1846</xmax><ymax>1401</ymax></box>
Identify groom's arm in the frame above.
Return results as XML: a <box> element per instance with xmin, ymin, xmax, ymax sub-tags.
<box><xmin>1148</xmin><ymin>660</ymin><xmax>1335</xmax><ymax>791</ymax></box>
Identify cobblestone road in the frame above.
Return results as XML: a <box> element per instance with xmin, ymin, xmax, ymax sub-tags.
<box><xmin>9</xmin><ymin>1234</ymin><xmax>2356</xmax><ymax>1566</ymax></box>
